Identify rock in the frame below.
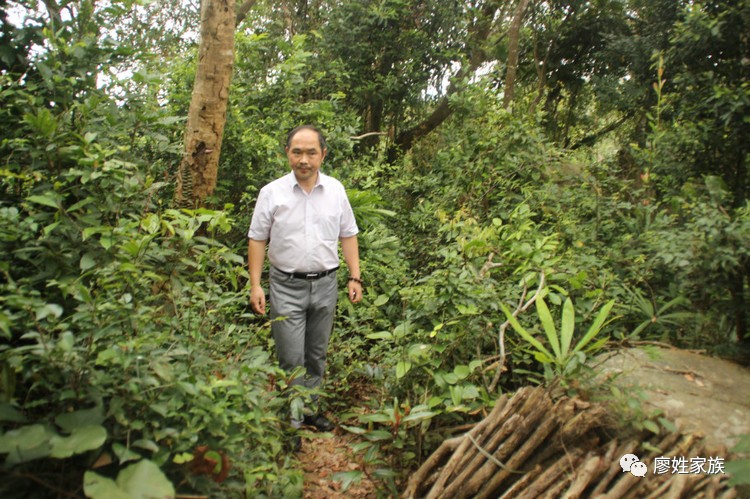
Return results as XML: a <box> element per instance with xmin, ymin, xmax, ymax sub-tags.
<box><xmin>598</xmin><ymin>346</ymin><xmax>750</xmax><ymax>451</ymax></box>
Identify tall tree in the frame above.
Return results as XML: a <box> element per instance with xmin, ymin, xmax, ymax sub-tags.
<box><xmin>174</xmin><ymin>0</ymin><xmax>236</xmax><ymax>207</ymax></box>
<box><xmin>173</xmin><ymin>0</ymin><xmax>264</xmax><ymax>207</ymax></box>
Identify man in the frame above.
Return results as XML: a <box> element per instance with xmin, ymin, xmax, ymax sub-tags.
<box><xmin>247</xmin><ymin>125</ymin><xmax>363</xmax><ymax>434</ymax></box>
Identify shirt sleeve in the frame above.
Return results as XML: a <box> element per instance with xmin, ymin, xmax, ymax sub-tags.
<box><xmin>248</xmin><ymin>187</ymin><xmax>272</xmax><ymax>240</ymax></box>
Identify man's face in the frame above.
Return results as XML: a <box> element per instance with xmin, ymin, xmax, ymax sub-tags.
<box><xmin>286</xmin><ymin>129</ymin><xmax>326</xmax><ymax>185</ymax></box>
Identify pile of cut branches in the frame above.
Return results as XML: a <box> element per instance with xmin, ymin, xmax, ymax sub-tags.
<box><xmin>403</xmin><ymin>386</ymin><xmax>737</xmax><ymax>498</ymax></box>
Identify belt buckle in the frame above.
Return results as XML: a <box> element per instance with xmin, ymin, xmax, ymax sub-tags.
<box><xmin>305</xmin><ymin>272</ymin><xmax>320</xmax><ymax>279</ymax></box>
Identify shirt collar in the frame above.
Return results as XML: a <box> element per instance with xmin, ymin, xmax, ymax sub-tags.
<box><xmin>286</xmin><ymin>171</ymin><xmax>329</xmax><ymax>191</ymax></box>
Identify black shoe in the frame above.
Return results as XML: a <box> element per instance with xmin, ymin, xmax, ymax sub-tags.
<box><xmin>303</xmin><ymin>414</ymin><xmax>335</xmax><ymax>432</ymax></box>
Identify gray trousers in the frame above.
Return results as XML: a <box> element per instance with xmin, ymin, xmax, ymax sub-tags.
<box><xmin>269</xmin><ymin>266</ymin><xmax>338</xmax><ymax>391</ymax></box>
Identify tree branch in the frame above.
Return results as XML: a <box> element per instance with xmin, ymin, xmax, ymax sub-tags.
<box><xmin>236</xmin><ymin>0</ymin><xmax>257</xmax><ymax>24</ymax></box>
<box><xmin>503</xmin><ymin>0</ymin><xmax>533</xmax><ymax>109</ymax></box>
<box><xmin>388</xmin><ymin>0</ymin><xmax>509</xmax><ymax>160</ymax></box>
<box><xmin>571</xmin><ymin>111</ymin><xmax>635</xmax><ymax>149</ymax></box>
<box><xmin>350</xmin><ymin>131</ymin><xmax>388</xmax><ymax>140</ymax></box>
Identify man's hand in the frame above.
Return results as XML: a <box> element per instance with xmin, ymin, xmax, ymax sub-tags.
<box><xmin>250</xmin><ymin>285</ymin><xmax>266</xmax><ymax>314</ymax></box>
<box><xmin>347</xmin><ymin>280</ymin><xmax>363</xmax><ymax>304</ymax></box>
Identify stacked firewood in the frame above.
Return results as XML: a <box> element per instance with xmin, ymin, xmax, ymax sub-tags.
<box><xmin>402</xmin><ymin>386</ymin><xmax>737</xmax><ymax>498</ymax></box>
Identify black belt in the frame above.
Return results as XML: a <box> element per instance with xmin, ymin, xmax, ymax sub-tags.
<box><xmin>274</xmin><ymin>266</ymin><xmax>339</xmax><ymax>280</ymax></box>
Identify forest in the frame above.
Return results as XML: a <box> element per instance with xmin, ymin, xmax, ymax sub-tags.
<box><xmin>1</xmin><ymin>0</ymin><xmax>749</xmax><ymax>497</ymax></box>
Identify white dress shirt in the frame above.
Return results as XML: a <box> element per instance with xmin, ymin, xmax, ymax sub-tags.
<box><xmin>248</xmin><ymin>171</ymin><xmax>359</xmax><ymax>273</ymax></box>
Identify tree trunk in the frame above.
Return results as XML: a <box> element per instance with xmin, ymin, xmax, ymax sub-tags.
<box><xmin>503</xmin><ymin>0</ymin><xmax>532</xmax><ymax>109</ymax></box>
<box><xmin>175</xmin><ymin>0</ymin><xmax>236</xmax><ymax>208</ymax></box>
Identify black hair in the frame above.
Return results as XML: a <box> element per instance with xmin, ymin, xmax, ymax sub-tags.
<box><xmin>286</xmin><ymin>125</ymin><xmax>327</xmax><ymax>151</ymax></box>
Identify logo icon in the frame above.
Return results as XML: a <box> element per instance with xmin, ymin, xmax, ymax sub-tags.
<box><xmin>630</xmin><ymin>461</ymin><xmax>648</xmax><ymax>477</ymax></box>
<box><xmin>620</xmin><ymin>454</ymin><xmax>647</xmax><ymax>477</ymax></box>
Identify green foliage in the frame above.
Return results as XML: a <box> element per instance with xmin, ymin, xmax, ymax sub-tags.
<box><xmin>0</xmin><ymin>16</ymin><xmax>295</xmax><ymax>496</ymax></box>
<box><xmin>621</xmin><ymin>286</ymin><xmax>696</xmax><ymax>341</ymax></box>
<box><xmin>502</xmin><ymin>294</ymin><xmax>616</xmax><ymax>381</ymax></box>
<box><xmin>3</xmin><ymin>0</ymin><xmax>750</xmax><ymax>494</ymax></box>
<box><xmin>340</xmin><ymin>399</ymin><xmax>437</xmax><ymax>494</ymax></box>
<box><xmin>602</xmin><ymin>382</ymin><xmax>679</xmax><ymax>442</ymax></box>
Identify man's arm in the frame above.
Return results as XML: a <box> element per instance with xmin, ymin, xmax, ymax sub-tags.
<box><xmin>248</xmin><ymin>238</ymin><xmax>268</xmax><ymax>314</ymax></box>
<box><xmin>340</xmin><ymin>235</ymin><xmax>363</xmax><ymax>303</ymax></box>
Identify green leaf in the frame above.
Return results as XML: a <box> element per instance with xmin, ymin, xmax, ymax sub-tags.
<box><xmin>366</xmin><ymin>331</ymin><xmax>393</xmax><ymax>340</ymax></box>
<box><xmin>536</xmin><ymin>297</ymin><xmax>561</xmax><ymax>359</ymax></box>
<box><xmin>0</xmin><ymin>424</ymin><xmax>55</xmax><ymax>456</ymax></box>
<box><xmin>393</xmin><ymin>322</ymin><xmax>411</xmax><ymax>339</ymax></box>
<box><xmin>560</xmin><ymin>298</ymin><xmax>575</xmax><ymax>357</ymax></box>
<box><xmin>68</xmin><ymin>197</ymin><xmax>95</xmax><ymax>213</ymax></box>
<box><xmin>363</xmin><ymin>430</ymin><xmax>392</xmax><ymax>442</ymax></box>
<box><xmin>726</xmin><ymin>459</ymin><xmax>750</xmax><ymax>486</ymax></box>
<box><xmin>500</xmin><ymin>304</ymin><xmax>554</xmax><ymax>361</ymax></box>
<box><xmin>0</xmin><ymin>403</ymin><xmax>26</xmax><ymax>423</ymax></box>
<box><xmin>658</xmin><ymin>417</ymin><xmax>677</xmax><ymax>433</ymax></box>
<box><xmin>332</xmin><ymin>470</ymin><xmax>363</xmax><ymax>492</ymax></box>
<box><xmin>57</xmin><ymin>331</ymin><xmax>74</xmax><ymax>352</ymax></box>
<box><xmin>113</xmin><ymin>443</ymin><xmax>142</xmax><ymax>464</ymax></box>
<box><xmin>574</xmin><ymin>300</ymin><xmax>615</xmax><ymax>353</ymax></box>
<box><xmin>456</xmin><ymin>303</ymin><xmax>479</xmax><ymax>315</ymax></box>
<box><xmin>204</xmin><ymin>450</ymin><xmax>223</xmax><ymax>474</ymax></box>
<box><xmin>349</xmin><ymin>441</ymin><xmax>373</xmax><ymax>453</ymax></box>
<box><xmin>36</xmin><ymin>303</ymin><xmax>63</xmax><ymax>321</ymax></box>
<box><xmin>430</xmin><ymin>322</ymin><xmax>444</xmax><ymax>338</ymax></box>
<box><xmin>358</xmin><ymin>412</ymin><xmax>393</xmax><ymax>424</ymax></box>
<box><xmin>140</xmin><ymin>213</ymin><xmax>160</xmax><ymax>235</ymax></box>
<box><xmin>396</xmin><ymin>360</ymin><xmax>412</xmax><ymax>379</ymax></box>
<box><xmin>84</xmin><ymin>460</ymin><xmax>175</xmax><ymax>499</ymax></box>
<box><xmin>642</xmin><ymin>419</ymin><xmax>660</xmax><ymax>435</ymax></box>
<box><xmin>340</xmin><ymin>425</ymin><xmax>367</xmax><ymax>436</ymax></box>
<box><xmin>80</xmin><ymin>253</ymin><xmax>96</xmax><ymax>271</ymax></box>
<box><xmin>43</xmin><ymin>221</ymin><xmax>61</xmax><ymax>235</ymax></box>
<box><xmin>83</xmin><ymin>471</ymin><xmax>133</xmax><ymax>499</ymax></box>
<box><xmin>407</xmin><ymin>343</ymin><xmax>431</xmax><ymax>359</ymax></box>
<box><xmin>56</xmin><ymin>407</ymin><xmax>104</xmax><ymax>432</ymax></box>
<box><xmin>116</xmin><ymin>459</ymin><xmax>175</xmax><ymax>498</ymax></box>
<box><xmin>401</xmin><ymin>410</ymin><xmax>437</xmax><ymax>423</ymax></box>
<box><xmin>27</xmin><ymin>193</ymin><xmax>61</xmax><ymax>209</ymax></box>
<box><xmin>131</xmin><ymin>439</ymin><xmax>159</xmax><ymax>453</ymax></box>
<box><xmin>464</xmin><ymin>384</ymin><xmax>480</xmax><ymax>399</ymax></box>
<box><xmin>449</xmin><ymin>385</ymin><xmax>463</xmax><ymax>406</ymax></box>
<box><xmin>731</xmin><ymin>434</ymin><xmax>750</xmax><ymax>453</ymax></box>
<box><xmin>373</xmin><ymin>295</ymin><xmax>389</xmax><ymax>307</ymax></box>
<box><xmin>49</xmin><ymin>425</ymin><xmax>107</xmax><ymax>458</ymax></box>
<box><xmin>453</xmin><ymin>365</ymin><xmax>471</xmax><ymax>380</ymax></box>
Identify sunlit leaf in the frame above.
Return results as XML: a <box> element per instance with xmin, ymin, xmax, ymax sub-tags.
<box><xmin>560</xmin><ymin>298</ymin><xmax>575</xmax><ymax>356</ymax></box>
<box><xmin>536</xmin><ymin>297</ymin><xmax>561</xmax><ymax>359</ymax></box>
<box><xmin>500</xmin><ymin>303</ymin><xmax>554</xmax><ymax>361</ymax></box>
<box><xmin>396</xmin><ymin>360</ymin><xmax>412</xmax><ymax>379</ymax></box>
<box><xmin>574</xmin><ymin>300</ymin><xmax>615</xmax><ymax>353</ymax></box>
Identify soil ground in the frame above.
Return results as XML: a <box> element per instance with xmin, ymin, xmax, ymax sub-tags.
<box><xmin>299</xmin><ymin>430</ymin><xmax>378</xmax><ymax>498</ymax></box>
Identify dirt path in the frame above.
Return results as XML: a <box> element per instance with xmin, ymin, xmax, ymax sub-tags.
<box><xmin>300</xmin><ymin>430</ymin><xmax>378</xmax><ymax>498</ymax></box>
